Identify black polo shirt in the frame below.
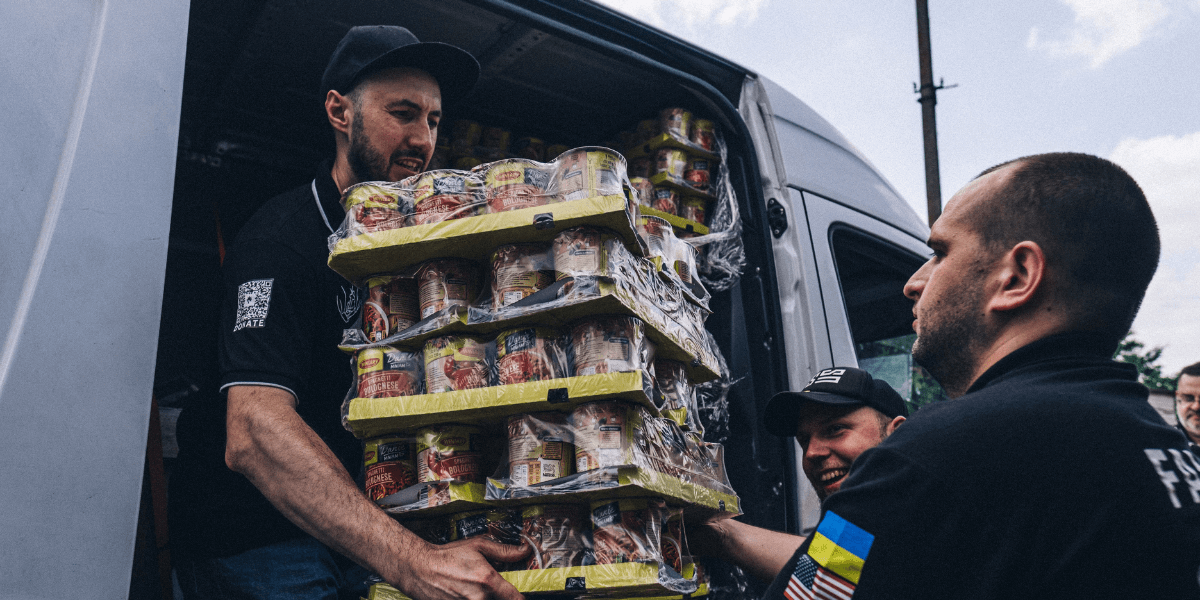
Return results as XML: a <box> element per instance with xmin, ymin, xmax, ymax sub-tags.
<box><xmin>763</xmin><ymin>332</ymin><xmax>1200</xmax><ymax>599</ymax></box>
<box><xmin>172</xmin><ymin>161</ymin><xmax>363</xmax><ymax>557</ymax></box>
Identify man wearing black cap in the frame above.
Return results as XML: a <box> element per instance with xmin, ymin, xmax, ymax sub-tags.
<box><xmin>688</xmin><ymin>367</ymin><xmax>906</xmax><ymax>582</ymax></box>
<box><xmin>172</xmin><ymin>26</ymin><xmax>527</xmax><ymax>600</ymax></box>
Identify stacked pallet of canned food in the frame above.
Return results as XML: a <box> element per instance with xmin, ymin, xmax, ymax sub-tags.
<box><xmin>326</xmin><ymin>118</ymin><xmax>736</xmax><ymax>600</ymax></box>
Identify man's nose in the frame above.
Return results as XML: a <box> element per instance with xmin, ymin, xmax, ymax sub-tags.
<box><xmin>904</xmin><ymin>260</ymin><xmax>931</xmax><ymax>301</ymax></box>
<box><xmin>805</xmin><ymin>439</ymin><xmax>831</xmax><ymax>461</ymax></box>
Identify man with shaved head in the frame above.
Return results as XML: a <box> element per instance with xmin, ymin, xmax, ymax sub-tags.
<box><xmin>761</xmin><ymin>153</ymin><xmax>1200</xmax><ymax>599</ymax></box>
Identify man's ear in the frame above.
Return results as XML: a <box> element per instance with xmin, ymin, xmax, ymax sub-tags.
<box><xmin>326</xmin><ymin>89</ymin><xmax>353</xmax><ymax>137</ymax></box>
<box><xmin>987</xmin><ymin>241</ymin><xmax>1046</xmax><ymax>313</ymax></box>
<box><xmin>885</xmin><ymin>415</ymin><xmax>905</xmax><ymax>436</ymax></box>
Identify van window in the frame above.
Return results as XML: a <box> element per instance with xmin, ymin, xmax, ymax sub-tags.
<box><xmin>829</xmin><ymin>226</ymin><xmax>947</xmax><ymax>409</ymax></box>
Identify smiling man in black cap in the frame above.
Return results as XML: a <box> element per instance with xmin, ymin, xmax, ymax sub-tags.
<box><xmin>687</xmin><ymin>367</ymin><xmax>907</xmax><ymax>583</ymax></box>
<box><xmin>172</xmin><ymin>26</ymin><xmax>527</xmax><ymax>600</ymax></box>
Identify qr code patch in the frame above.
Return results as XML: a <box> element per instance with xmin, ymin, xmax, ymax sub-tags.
<box><xmin>234</xmin><ymin>278</ymin><xmax>274</xmax><ymax>332</ymax></box>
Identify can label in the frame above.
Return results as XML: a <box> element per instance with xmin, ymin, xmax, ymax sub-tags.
<box><xmin>690</xmin><ymin>119</ymin><xmax>716</xmax><ymax>151</ymax></box>
<box><xmin>571</xmin><ymin>317</ymin><xmax>643</xmax><ymax>377</ymax></box>
<box><xmin>680</xmin><ymin>197</ymin><xmax>707</xmax><ymax>225</ymax></box>
<box><xmin>490</xmin><ymin>244</ymin><xmax>552</xmax><ymax>309</ymax></box>
<box><xmin>485</xmin><ymin>160</ymin><xmax>550</xmax><ymax>212</ymax></box>
<box><xmin>508</xmin><ymin>412</ymin><xmax>574</xmax><ymax>486</ymax></box>
<box><xmin>558</xmin><ymin>148</ymin><xmax>624</xmax><ymax>202</ymax></box>
<box><xmin>342</xmin><ymin>184</ymin><xmax>411</xmax><ymax>233</ymax></box>
<box><xmin>416</xmin><ymin>425</ymin><xmax>484</xmax><ymax>483</ymax></box>
<box><xmin>655</xmin><ymin>148</ymin><xmax>687</xmax><ymax>179</ymax></box>
<box><xmin>651</xmin><ymin>186</ymin><xmax>679</xmax><ymax>215</ymax></box>
<box><xmin>357</xmin><ymin>347</ymin><xmax>423</xmax><ymax>398</ymax></box>
<box><xmin>571</xmin><ymin>400</ymin><xmax>632</xmax><ymax>472</ymax></box>
<box><xmin>684</xmin><ymin>158</ymin><xmax>710</xmax><ymax>191</ymax></box>
<box><xmin>423</xmin><ymin>335</ymin><xmax>490</xmax><ymax>393</ymax></box>
<box><xmin>590</xmin><ymin>498</ymin><xmax>666</xmax><ymax>564</ymax></box>
<box><xmin>414</xmin><ymin>171</ymin><xmax>475</xmax><ymax>224</ymax></box>
<box><xmin>659</xmin><ymin>108</ymin><xmax>692</xmax><ymax>140</ymax></box>
<box><xmin>521</xmin><ymin>505</ymin><xmax>588</xmax><ymax>570</ymax></box>
<box><xmin>452</xmin><ymin>509</ymin><xmax>523</xmax><ymax>546</ymax></box>
<box><xmin>552</xmin><ymin>227</ymin><xmax>609</xmax><ymax>281</ymax></box>
<box><xmin>496</xmin><ymin>328</ymin><xmax>565</xmax><ymax>384</ymax></box>
<box><xmin>364</xmin><ymin>276</ymin><xmax>419</xmax><ymax>340</ymax></box>
<box><xmin>416</xmin><ymin>260</ymin><xmax>478</xmax><ymax>318</ymax></box>
<box><xmin>364</xmin><ymin>437</ymin><xmax>416</xmax><ymax>501</ymax></box>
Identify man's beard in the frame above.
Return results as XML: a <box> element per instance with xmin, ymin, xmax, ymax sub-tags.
<box><xmin>347</xmin><ymin>112</ymin><xmax>425</xmax><ymax>183</ymax></box>
<box><xmin>911</xmin><ymin>286</ymin><xmax>988</xmax><ymax>398</ymax></box>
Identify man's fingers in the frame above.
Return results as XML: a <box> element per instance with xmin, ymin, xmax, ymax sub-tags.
<box><xmin>485</xmin><ymin>569</ymin><xmax>525</xmax><ymax>600</ymax></box>
<box><xmin>473</xmin><ymin>538</ymin><xmax>533</xmax><ymax>563</ymax></box>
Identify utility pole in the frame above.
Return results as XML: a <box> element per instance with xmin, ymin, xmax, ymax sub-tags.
<box><xmin>914</xmin><ymin>0</ymin><xmax>953</xmax><ymax>225</ymax></box>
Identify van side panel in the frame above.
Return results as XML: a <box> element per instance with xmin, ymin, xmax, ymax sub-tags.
<box><xmin>0</xmin><ymin>0</ymin><xmax>189</xmax><ymax>596</ymax></box>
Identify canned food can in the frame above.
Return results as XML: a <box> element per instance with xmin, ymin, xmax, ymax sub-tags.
<box><xmin>655</xmin><ymin>148</ymin><xmax>687</xmax><ymax>179</ymax></box>
<box><xmin>684</xmin><ymin>157</ymin><xmax>710</xmax><ymax>191</ymax></box>
<box><xmin>490</xmin><ymin>243</ymin><xmax>553</xmax><ymax>309</ymax></box>
<box><xmin>341</xmin><ymin>183</ymin><xmax>412</xmax><ymax>234</ymax></box>
<box><xmin>629</xmin><ymin>177</ymin><xmax>654</xmax><ymax>207</ymax></box>
<box><xmin>520</xmin><ymin>505</ymin><xmax>589</xmax><ymax>569</ymax></box>
<box><xmin>661</xmin><ymin>509</ymin><xmax>685</xmax><ymax>574</ymax></box>
<box><xmin>452</xmin><ymin>508</ymin><xmax>523</xmax><ymax>546</ymax></box>
<box><xmin>416</xmin><ymin>424</ymin><xmax>485</xmax><ymax>483</ymax></box>
<box><xmin>416</xmin><ymin>259</ymin><xmax>480</xmax><ymax>318</ymax></box>
<box><xmin>364</xmin><ymin>435</ymin><xmax>417</xmax><ymax>501</ymax></box>
<box><xmin>484</xmin><ymin>159</ymin><xmax>552</xmax><ymax>213</ymax></box>
<box><xmin>508</xmin><ymin>412</ymin><xmax>574</xmax><ymax>486</ymax></box>
<box><xmin>413</xmin><ymin>170</ymin><xmax>478</xmax><ymax>224</ymax></box>
<box><xmin>680</xmin><ymin>197</ymin><xmax>707</xmax><ymax>225</ymax></box>
<box><xmin>552</xmin><ymin>226</ymin><xmax>611</xmax><ymax>281</ymax></box>
<box><xmin>363</xmin><ymin>275</ymin><xmax>420</xmax><ymax>340</ymax></box>
<box><xmin>659</xmin><ymin>108</ymin><xmax>692</xmax><ymax>140</ymax></box>
<box><xmin>555</xmin><ymin>147</ymin><xmax>626</xmax><ymax>202</ymax></box>
<box><xmin>637</xmin><ymin>216</ymin><xmax>673</xmax><ymax>262</ymax></box>
<box><xmin>423</xmin><ymin>335</ymin><xmax>490</xmax><ymax>393</ymax></box>
<box><xmin>571</xmin><ymin>400</ymin><xmax>636</xmax><ymax>472</ymax></box>
<box><xmin>570</xmin><ymin>316</ymin><xmax>647</xmax><ymax>377</ymax></box>
<box><xmin>651</xmin><ymin>186</ymin><xmax>679</xmax><ymax>215</ymax></box>
<box><xmin>629</xmin><ymin>156</ymin><xmax>653</xmax><ymax>179</ymax></box>
<box><xmin>496</xmin><ymin>327</ymin><xmax>567</xmax><ymax>385</ymax></box>
<box><xmin>513</xmin><ymin>137</ymin><xmax>546</xmax><ymax>161</ymax></box>
<box><xmin>481</xmin><ymin>127</ymin><xmax>512</xmax><ymax>152</ymax></box>
<box><xmin>590</xmin><ymin>497</ymin><xmax>667</xmax><ymax>564</ymax></box>
<box><xmin>689</xmin><ymin>119</ymin><xmax>716</xmax><ymax>152</ymax></box>
<box><xmin>356</xmin><ymin>347</ymin><xmax>423</xmax><ymax>398</ymax></box>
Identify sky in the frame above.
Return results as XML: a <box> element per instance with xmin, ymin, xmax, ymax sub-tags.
<box><xmin>596</xmin><ymin>0</ymin><xmax>1200</xmax><ymax>375</ymax></box>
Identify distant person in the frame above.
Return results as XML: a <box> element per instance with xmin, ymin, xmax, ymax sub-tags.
<box><xmin>761</xmin><ymin>153</ymin><xmax>1200</xmax><ymax>599</ymax></box>
<box><xmin>1176</xmin><ymin>361</ymin><xmax>1200</xmax><ymax>447</ymax></box>
<box><xmin>171</xmin><ymin>26</ymin><xmax>528</xmax><ymax>600</ymax></box>
<box><xmin>688</xmin><ymin>367</ymin><xmax>906</xmax><ymax>582</ymax></box>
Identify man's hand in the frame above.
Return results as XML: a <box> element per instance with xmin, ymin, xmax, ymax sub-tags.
<box><xmin>685</xmin><ymin>517</ymin><xmax>804</xmax><ymax>583</ymax></box>
<box><xmin>224</xmin><ymin>385</ymin><xmax>528</xmax><ymax>600</ymax></box>
<box><xmin>390</xmin><ymin>538</ymin><xmax>531</xmax><ymax>600</ymax></box>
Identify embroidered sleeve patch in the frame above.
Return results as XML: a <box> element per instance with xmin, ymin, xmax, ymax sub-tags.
<box><xmin>786</xmin><ymin>511</ymin><xmax>874</xmax><ymax>599</ymax></box>
<box><xmin>234</xmin><ymin>278</ymin><xmax>274</xmax><ymax>332</ymax></box>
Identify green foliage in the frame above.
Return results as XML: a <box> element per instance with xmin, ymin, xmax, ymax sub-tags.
<box><xmin>1114</xmin><ymin>332</ymin><xmax>1177</xmax><ymax>393</ymax></box>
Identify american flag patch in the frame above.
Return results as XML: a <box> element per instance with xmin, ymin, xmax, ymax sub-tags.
<box><xmin>785</xmin><ymin>554</ymin><xmax>857</xmax><ymax>600</ymax></box>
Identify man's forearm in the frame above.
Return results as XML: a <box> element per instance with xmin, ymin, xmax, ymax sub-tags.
<box><xmin>224</xmin><ymin>385</ymin><xmax>423</xmax><ymax>585</ymax></box>
<box><xmin>695</xmin><ymin>519</ymin><xmax>805</xmax><ymax>582</ymax></box>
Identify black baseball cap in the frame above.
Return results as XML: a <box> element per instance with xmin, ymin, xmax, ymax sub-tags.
<box><xmin>321</xmin><ymin>25</ymin><xmax>480</xmax><ymax>106</ymax></box>
<box><xmin>764</xmin><ymin>367</ymin><xmax>909</xmax><ymax>437</ymax></box>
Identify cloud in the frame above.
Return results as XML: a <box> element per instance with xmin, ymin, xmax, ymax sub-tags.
<box><xmin>1029</xmin><ymin>0</ymin><xmax>1170</xmax><ymax>68</ymax></box>
<box><xmin>593</xmin><ymin>0</ymin><xmax>766</xmax><ymax>30</ymax></box>
<box><xmin>1111</xmin><ymin>132</ymin><xmax>1200</xmax><ymax>373</ymax></box>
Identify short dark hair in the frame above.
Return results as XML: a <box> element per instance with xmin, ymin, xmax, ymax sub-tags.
<box><xmin>1181</xmin><ymin>362</ymin><xmax>1200</xmax><ymax>379</ymax></box>
<box><xmin>971</xmin><ymin>153</ymin><xmax>1159</xmax><ymax>349</ymax></box>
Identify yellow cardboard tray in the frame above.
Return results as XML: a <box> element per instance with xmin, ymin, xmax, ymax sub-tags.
<box><xmin>369</xmin><ymin>563</ymin><xmax>695</xmax><ymax>598</ymax></box>
<box><xmin>378</xmin><ymin>482</ymin><xmax>488</xmax><ymax>518</ymax></box>
<box><xmin>329</xmin><ymin>194</ymin><xmax>640</xmax><ymax>283</ymax></box>
<box><xmin>485</xmin><ymin>466</ymin><xmax>741</xmax><ymax>516</ymax></box>
<box><xmin>648</xmin><ymin>173</ymin><xmax>715</xmax><ymax>202</ymax></box>
<box><xmin>638</xmin><ymin>206</ymin><xmax>709</xmax><ymax>236</ymax></box>
<box><xmin>626</xmin><ymin>132</ymin><xmax>719</xmax><ymax>162</ymax></box>
<box><xmin>348</xmin><ymin>371</ymin><xmax>655</xmax><ymax>439</ymax></box>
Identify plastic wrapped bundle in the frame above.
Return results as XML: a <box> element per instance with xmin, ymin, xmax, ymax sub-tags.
<box><xmin>341</xmin><ymin>182</ymin><xmax>413</xmax><ymax>235</ymax></box>
<box><xmin>415</xmin><ymin>424</ymin><xmax>487</xmax><ymax>483</ymax></box>
<box><xmin>495</xmin><ymin>327</ymin><xmax>569</xmax><ymax>385</ymax></box>
<box><xmin>569</xmin><ymin>316</ymin><xmax>654</xmax><ymax>377</ymax></box>
<box><xmin>590</xmin><ymin>497</ymin><xmax>667</xmax><ymax>565</ymax></box>
<box><xmin>653</xmin><ymin>358</ymin><xmax>702</xmax><ymax>434</ymax></box>
<box><xmin>518</xmin><ymin>504</ymin><xmax>591</xmax><ymax>569</ymax></box>
<box><xmin>362</xmin><ymin>275</ymin><xmax>420</xmax><ymax>342</ymax></box>
<box><xmin>508</xmin><ymin>412</ymin><xmax>575</xmax><ymax>487</ymax></box>
<box><xmin>423</xmin><ymin>335</ymin><xmax>492</xmax><ymax>393</ymax></box>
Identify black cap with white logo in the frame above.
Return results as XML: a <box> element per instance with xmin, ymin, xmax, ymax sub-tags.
<box><xmin>764</xmin><ymin>367</ymin><xmax>909</xmax><ymax>437</ymax></box>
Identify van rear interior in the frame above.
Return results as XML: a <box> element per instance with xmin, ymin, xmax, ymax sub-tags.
<box><xmin>155</xmin><ymin>0</ymin><xmax>794</xmax><ymax>595</ymax></box>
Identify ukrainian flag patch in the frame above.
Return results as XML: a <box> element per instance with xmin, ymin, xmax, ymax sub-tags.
<box><xmin>807</xmin><ymin>511</ymin><xmax>874</xmax><ymax>585</ymax></box>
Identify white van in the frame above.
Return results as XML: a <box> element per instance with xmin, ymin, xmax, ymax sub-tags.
<box><xmin>0</xmin><ymin>0</ymin><xmax>937</xmax><ymax>597</ymax></box>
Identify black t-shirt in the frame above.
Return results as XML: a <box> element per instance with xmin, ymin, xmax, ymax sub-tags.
<box><xmin>171</xmin><ymin>162</ymin><xmax>363</xmax><ymax>558</ymax></box>
<box><xmin>763</xmin><ymin>332</ymin><xmax>1200</xmax><ymax>600</ymax></box>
